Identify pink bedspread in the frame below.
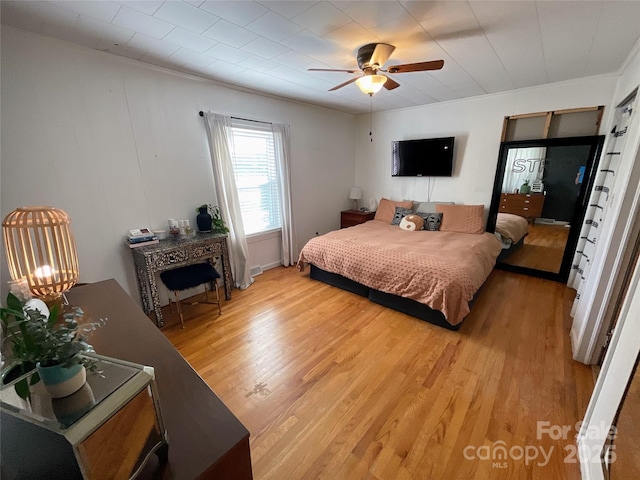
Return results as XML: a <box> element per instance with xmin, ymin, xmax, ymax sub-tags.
<box><xmin>495</xmin><ymin>213</ymin><xmax>529</xmax><ymax>244</ymax></box>
<box><xmin>298</xmin><ymin>221</ymin><xmax>501</xmax><ymax>325</ymax></box>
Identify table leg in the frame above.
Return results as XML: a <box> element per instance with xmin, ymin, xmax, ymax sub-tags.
<box><xmin>147</xmin><ymin>265</ymin><xmax>164</xmax><ymax>328</ymax></box>
<box><xmin>135</xmin><ymin>265</ymin><xmax>151</xmax><ymax>315</ymax></box>
<box><xmin>221</xmin><ymin>244</ymin><xmax>233</xmax><ymax>301</ymax></box>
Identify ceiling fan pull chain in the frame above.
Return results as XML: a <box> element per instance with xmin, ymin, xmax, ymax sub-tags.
<box><xmin>369</xmin><ymin>100</ymin><xmax>373</xmax><ymax>141</ymax></box>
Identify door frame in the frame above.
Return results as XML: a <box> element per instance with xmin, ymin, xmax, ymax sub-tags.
<box><xmin>577</xmin><ymin>258</ymin><xmax>640</xmax><ymax>479</ymax></box>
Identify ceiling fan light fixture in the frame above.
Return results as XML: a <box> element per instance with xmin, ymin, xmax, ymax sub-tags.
<box><xmin>356</xmin><ymin>74</ymin><xmax>387</xmax><ymax>95</ymax></box>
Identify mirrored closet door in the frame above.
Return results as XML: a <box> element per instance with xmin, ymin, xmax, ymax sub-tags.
<box><xmin>487</xmin><ymin>136</ymin><xmax>604</xmax><ymax>282</ymax></box>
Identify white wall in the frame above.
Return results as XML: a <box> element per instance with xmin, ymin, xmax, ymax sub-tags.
<box><xmin>0</xmin><ymin>26</ymin><xmax>356</xmax><ymax>304</ymax></box>
<box><xmin>354</xmin><ymin>76</ymin><xmax>618</xmax><ymax>210</ymax></box>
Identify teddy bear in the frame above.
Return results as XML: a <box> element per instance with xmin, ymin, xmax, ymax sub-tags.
<box><xmin>399</xmin><ymin>214</ymin><xmax>424</xmax><ymax>231</ymax></box>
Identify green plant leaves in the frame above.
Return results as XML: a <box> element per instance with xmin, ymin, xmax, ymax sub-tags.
<box><xmin>0</xmin><ymin>294</ymin><xmax>104</xmax><ymax>375</ymax></box>
<box><xmin>6</xmin><ymin>292</ymin><xmax>22</xmax><ymax>312</ymax></box>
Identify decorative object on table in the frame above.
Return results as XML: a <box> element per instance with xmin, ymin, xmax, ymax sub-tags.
<box><xmin>7</xmin><ymin>278</ymin><xmax>31</xmax><ymax>302</ymax></box>
<box><xmin>126</xmin><ymin>227</ymin><xmax>158</xmax><ymax>248</ymax></box>
<box><xmin>519</xmin><ymin>180</ymin><xmax>531</xmax><ymax>194</ymax></box>
<box><xmin>196</xmin><ymin>204</ymin><xmax>213</xmax><ymax>232</ymax></box>
<box><xmin>0</xmin><ymin>292</ymin><xmax>104</xmax><ymax>399</ymax></box>
<box><xmin>168</xmin><ymin>219</ymin><xmax>180</xmax><ymax>235</ymax></box>
<box><xmin>2</xmin><ymin>206</ymin><xmax>79</xmax><ymax>306</ymax></box>
<box><xmin>211</xmin><ymin>206</ymin><xmax>230</xmax><ymax>233</ymax></box>
<box><xmin>531</xmin><ymin>179</ymin><xmax>544</xmax><ymax>193</ymax></box>
<box><xmin>349</xmin><ymin>187</ymin><xmax>362</xmax><ymax>211</ymax></box>
<box><xmin>196</xmin><ymin>204</ymin><xmax>229</xmax><ymax>234</ymax></box>
<box><xmin>179</xmin><ymin>219</ymin><xmax>194</xmax><ymax>237</ymax></box>
<box><xmin>369</xmin><ymin>198</ymin><xmax>378</xmax><ymax>212</ymax></box>
<box><xmin>1</xmin><ymin>354</ymin><xmax>168</xmax><ymax>479</ymax></box>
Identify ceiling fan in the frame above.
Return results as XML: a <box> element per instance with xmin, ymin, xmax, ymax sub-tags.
<box><xmin>308</xmin><ymin>43</ymin><xmax>444</xmax><ymax>95</ymax></box>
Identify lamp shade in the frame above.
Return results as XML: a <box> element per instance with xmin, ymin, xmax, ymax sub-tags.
<box><xmin>356</xmin><ymin>75</ymin><xmax>387</xmax><ymax>95</ymax></box>
<box><xmin>349</xmin><ymin>187</ymin><xmax>362</xmax><ymax>200</ymax></box>
<box><xmin>2</xmin><ymin>206</ymin><xmax>79</xmax><ymax>300</ymax></box>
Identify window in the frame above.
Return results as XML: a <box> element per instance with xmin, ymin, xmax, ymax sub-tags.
<box><xmin>228</xmin><ymin>119</ymin><xmax>281</xmax><ymax>235</ymax></box>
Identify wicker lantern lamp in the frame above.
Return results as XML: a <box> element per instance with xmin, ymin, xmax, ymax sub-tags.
<box><xmin>2</xmin><ymin>207</ymin><xmax>79</xmax><ymax>305</ymax></box>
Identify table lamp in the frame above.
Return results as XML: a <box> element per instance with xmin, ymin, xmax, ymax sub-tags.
<box><xmin>349</xmin><ymin>186</ymin><xmax>362</xmax><ymax>211</ymax></box>
<box><xmin>2</xmin><ymin>207</ymin><xmax>79</xmax><ymax>306</ymax></box>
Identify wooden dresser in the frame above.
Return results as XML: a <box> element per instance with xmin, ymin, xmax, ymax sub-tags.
<box><xmin>66</xmin><ymin>280</ymin><xmax>253</xmax><ymax>480</ymax></box>
<box><xmin>500</xmin><ymin>193</ymin><xmax>545</xmax><ymax>220</ymax></box>
<box><xmin>341</xmin><ymin>210</ymin><xmax>375</xmax><ymax>228</ymax></box>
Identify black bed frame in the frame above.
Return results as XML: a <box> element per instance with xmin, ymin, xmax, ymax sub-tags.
<box><xmin>309</xmin><ymin>265</ymin><xmax>475</xmax><ymax>331</ymax></box>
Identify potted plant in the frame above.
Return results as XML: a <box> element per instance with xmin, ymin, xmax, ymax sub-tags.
<box><xmin>196</xmin><ymin>204</ymin><xmax>230</xmax><ymax>234</ymax></box>
<box><xmin>0</xmin><ymin>293</ymin><xmax>103</xmax><ymax>398</ymax></box>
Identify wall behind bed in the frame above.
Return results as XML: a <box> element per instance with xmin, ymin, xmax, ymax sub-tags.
<box><xmin>354</xmin><ymin>76</ymin><xmax>618</xmax><ymax>213</ymax></box>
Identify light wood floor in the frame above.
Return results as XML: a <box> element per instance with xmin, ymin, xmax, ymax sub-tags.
<box><xmin>503</xmin><ymin>224</ymin><xmax>571</xmax><ymax>273</ymax></box>
<box><xmin>163</xmin><ymin>267</ymin><xmax>594</xmax><ymax>480</ymax></box>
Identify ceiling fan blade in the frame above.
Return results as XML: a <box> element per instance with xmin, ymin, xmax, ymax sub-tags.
<box><xmin>357</xmin><ymin>43</ymin><xmax>395</xmax><ymax>69</ymax></box>
<box><xmin>382</xmin><ymin>75</ymin><xmax>400</xmax><ymax>91</ymax></box>
<box><xmin>370</xmin><ymin>43</ymin><xmax>396</xmax><ymax>68</ymax></box>
<box><xmin>308</xmin><ymin>68</ymin><xmax>361</xmax><ymax>74</ymax></box>
<box><xmin>386</xmin><ymin>60</ymin><xmax>444</xmax><ymax>74</ymax></box>
<box><xmin>328</xmin><ymin>76</ymin><xmax>361</xmax><ymax>91</ymax></box>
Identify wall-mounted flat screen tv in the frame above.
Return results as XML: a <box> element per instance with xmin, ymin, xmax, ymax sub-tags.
<box><xmin>391</xmin><ymin>137</ymin><xmax>455</xmax><ymax>177</ymax></box>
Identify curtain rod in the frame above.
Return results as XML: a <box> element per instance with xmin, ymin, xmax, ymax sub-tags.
<box><xmin>198</xmin><ymin>111</ymin><xmax>272</xmax><ymax>125</ymax></box>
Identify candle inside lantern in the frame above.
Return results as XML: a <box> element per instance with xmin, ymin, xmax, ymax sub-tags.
<box><xmin>34</xmin><ymin>265</ymin><xmax>54</xmax><ymax>279</ymax></box>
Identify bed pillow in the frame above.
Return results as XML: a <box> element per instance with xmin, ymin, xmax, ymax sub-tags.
<box><xmin>374</xmin><ymin>198</ymin><xmax>414</xmax><ymax>223</ymax></box>
<box><xmin>399</xmin><ymin>214</ymin><xmax>424</xmax><ymax>231</ymax></box>
<box><xmin>391</xmin><ymin>206</ymin><xmax>414</xmax><ymax>225</ymax></box>
<box><xmin>437</xmin><ymin>204</ymin><xmax>485</xmax><ymax>234</ymax></box>
<box><xmin>415</xmin><ymin>201</ymin><xmax>455</xmax><ymax>214</ymax></box>
<box><xmin>415</xmin><ymin>212</ymin><xmax>443</xmax><ymax>231</ymax></box>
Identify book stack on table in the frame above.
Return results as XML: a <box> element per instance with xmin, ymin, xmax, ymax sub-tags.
<box><xmin>127</xmin><ymin>228</ymin><xmax>159</xmax><ymax>248</ymax></box>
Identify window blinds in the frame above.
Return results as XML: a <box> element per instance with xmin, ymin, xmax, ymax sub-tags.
<box><xmin>229</xmin><ymin>119</ymin><xmax>281</xmax><ymax>235</ymax></box>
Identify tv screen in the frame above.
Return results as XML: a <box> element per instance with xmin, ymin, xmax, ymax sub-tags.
<box><xmin>392</xmin><ymin>137</ymin><xmax>455</xmax><ymax>177</ymax></box>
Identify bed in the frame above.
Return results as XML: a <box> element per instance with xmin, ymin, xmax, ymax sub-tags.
<box><xmin>494</xmin><ymin>213</ymin><xmax>530</xmax><ymax>261</ymax></box>
<box><xmin>297</xmin><ymin>220</ymin><xmax>501</xmax><ymax>330</ymax></box>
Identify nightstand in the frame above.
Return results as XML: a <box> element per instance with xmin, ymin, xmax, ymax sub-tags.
<box><xmin>341</xmin><ymin>210</ymin><xmax>375</xmax><ymax>228</ymax></box>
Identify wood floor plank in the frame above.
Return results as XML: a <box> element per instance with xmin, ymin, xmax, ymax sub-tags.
<box><xmin>162</xmin><ymin>266</ymin><xmax>594</xmax><ymax>479</ymax></box>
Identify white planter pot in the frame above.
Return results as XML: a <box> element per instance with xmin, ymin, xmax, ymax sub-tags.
<box><xmin>37</xmin><ymin>362</ymin><xmax>87</xmax><ymax>399</ymax></box>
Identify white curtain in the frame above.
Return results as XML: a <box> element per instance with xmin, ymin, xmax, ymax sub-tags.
<box><xmin>502</xmin><ymin>147</ymin><xmax>546</xmax><ymax>193</ymax></box>
<box><xmin>203</xmin><ymin>112</ymin><xmax>254</xmax><ymax>290</ymax></box>
<box><xmin>272</xmin><ymin>123</ymin><xmax>296</xmax><ymax>266</ymax></box>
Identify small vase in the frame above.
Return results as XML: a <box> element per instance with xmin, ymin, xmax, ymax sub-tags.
<box><xmin>196</xmin><ymin>207</ymin><xmax>213</xmax><ymax>232</ymax></box>
<box><xmin>37</xmin><ymin>362</ymin><xmax>86</xmax><ymax>399</ymax></box>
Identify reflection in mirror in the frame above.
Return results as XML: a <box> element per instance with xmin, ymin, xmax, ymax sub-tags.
<box><xmin>488</xmin><ymin>136</ymin><xmax>604</xmax><ymax>281</ymax></box>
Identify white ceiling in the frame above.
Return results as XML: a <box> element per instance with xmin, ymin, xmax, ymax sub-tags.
<box><xmin>2</xmin><ymin>1</ymin><xmax>639</xmax><ymax>115</ymax></box>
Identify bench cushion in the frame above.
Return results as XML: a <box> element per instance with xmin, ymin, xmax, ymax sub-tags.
<box><xmin>160</xmin><ymin>263</ymin><xmax>220</xmax><ymax>291</ymax></box>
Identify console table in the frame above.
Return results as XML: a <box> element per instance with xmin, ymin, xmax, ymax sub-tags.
<box><xmin>66</xmin><ymin>280</ymin><xmax>253</xmax><ymax>479</ymax></box>
<box><xmin>131</xmin><ymin>233</ymin><xmax>233</xmax><ymax>327</ymax></box>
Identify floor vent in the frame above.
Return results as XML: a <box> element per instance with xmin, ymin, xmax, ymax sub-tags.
<box><xmin>250</xmin><ymin>265</ymin><xmax>264</xmax><ymax>276</ymax></box>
